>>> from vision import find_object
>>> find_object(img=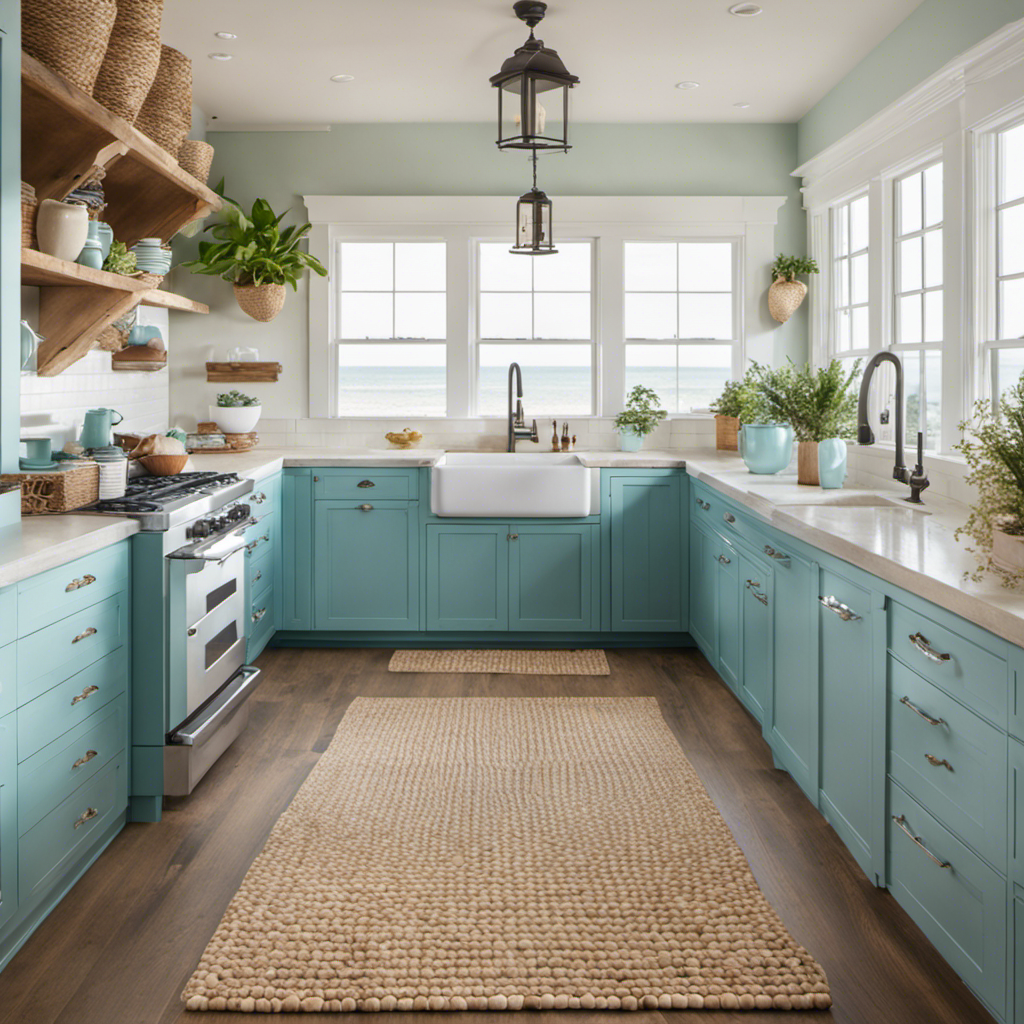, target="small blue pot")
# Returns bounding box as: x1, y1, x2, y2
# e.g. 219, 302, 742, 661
738, 423, 794, 474
618, 426, 643, 452
817, 437, 848, 489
